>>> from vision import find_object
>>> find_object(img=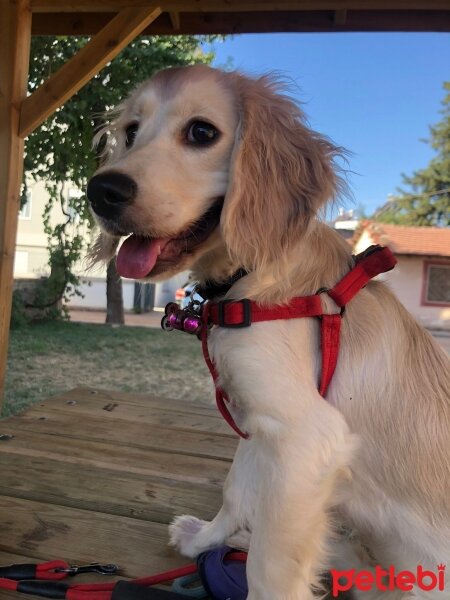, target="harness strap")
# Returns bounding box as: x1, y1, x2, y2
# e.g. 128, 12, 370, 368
319, 314, 342, 397
201, 245, 397, 439
327, 245, 397, 307
209, 294, 324, 326
201, 303, 249, 439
